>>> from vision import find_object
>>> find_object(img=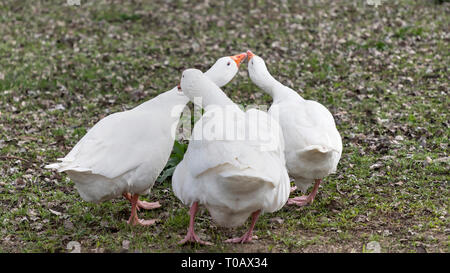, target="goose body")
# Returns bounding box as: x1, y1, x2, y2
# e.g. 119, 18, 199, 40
270, 92, 342, 192
45, 54, 247, 224
174, 68, 290, 244
173, 106, 289, 227
46, 89, 187, 202
247, 51, 342, 205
